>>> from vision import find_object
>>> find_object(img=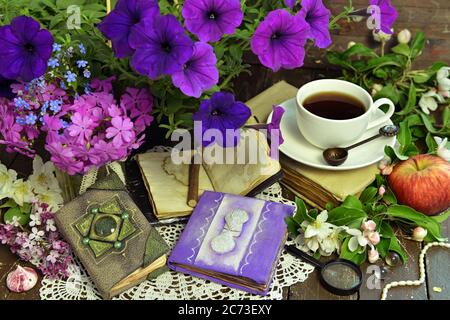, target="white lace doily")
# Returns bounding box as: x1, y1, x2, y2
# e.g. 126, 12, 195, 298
39, 147, 315, 300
